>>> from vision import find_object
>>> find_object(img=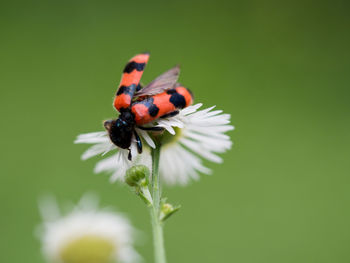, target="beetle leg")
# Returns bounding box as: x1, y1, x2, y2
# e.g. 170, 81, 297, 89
128, 149, 132, 161
160, 110, 179, 118
137, 126, 165, 132
134, 130, 143, 154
